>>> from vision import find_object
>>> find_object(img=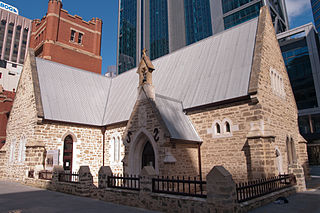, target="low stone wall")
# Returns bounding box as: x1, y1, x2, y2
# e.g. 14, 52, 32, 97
239, 187, 296, 212
21, 165, 297, 213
